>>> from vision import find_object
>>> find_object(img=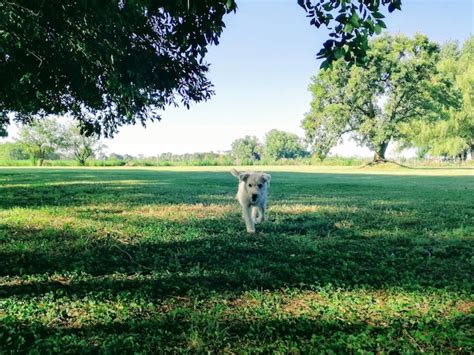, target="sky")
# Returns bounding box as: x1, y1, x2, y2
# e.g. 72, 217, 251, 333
3, 0, 474, 157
